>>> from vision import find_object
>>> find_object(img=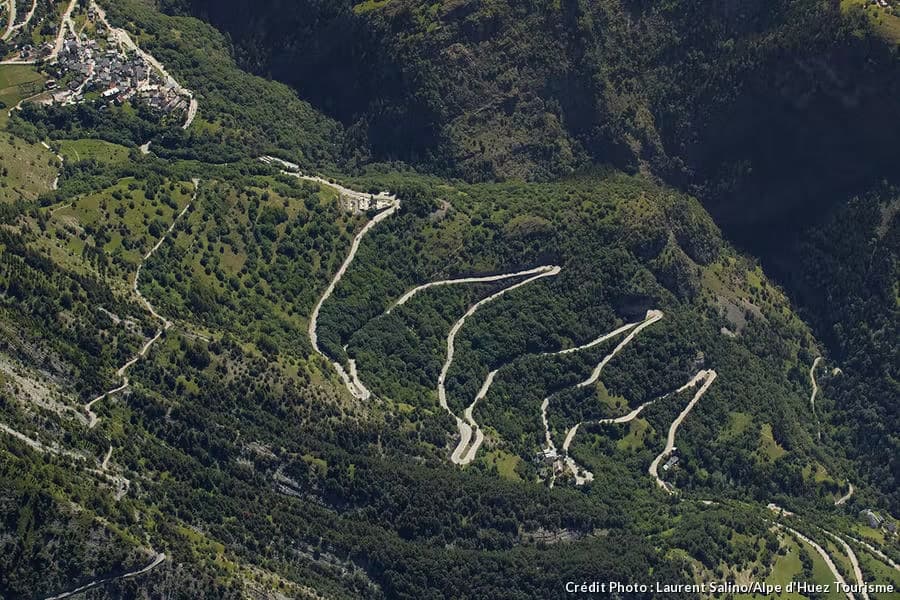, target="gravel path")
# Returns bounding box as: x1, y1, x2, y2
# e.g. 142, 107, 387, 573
0, 422, 84, 460
101, 445, 113, 470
